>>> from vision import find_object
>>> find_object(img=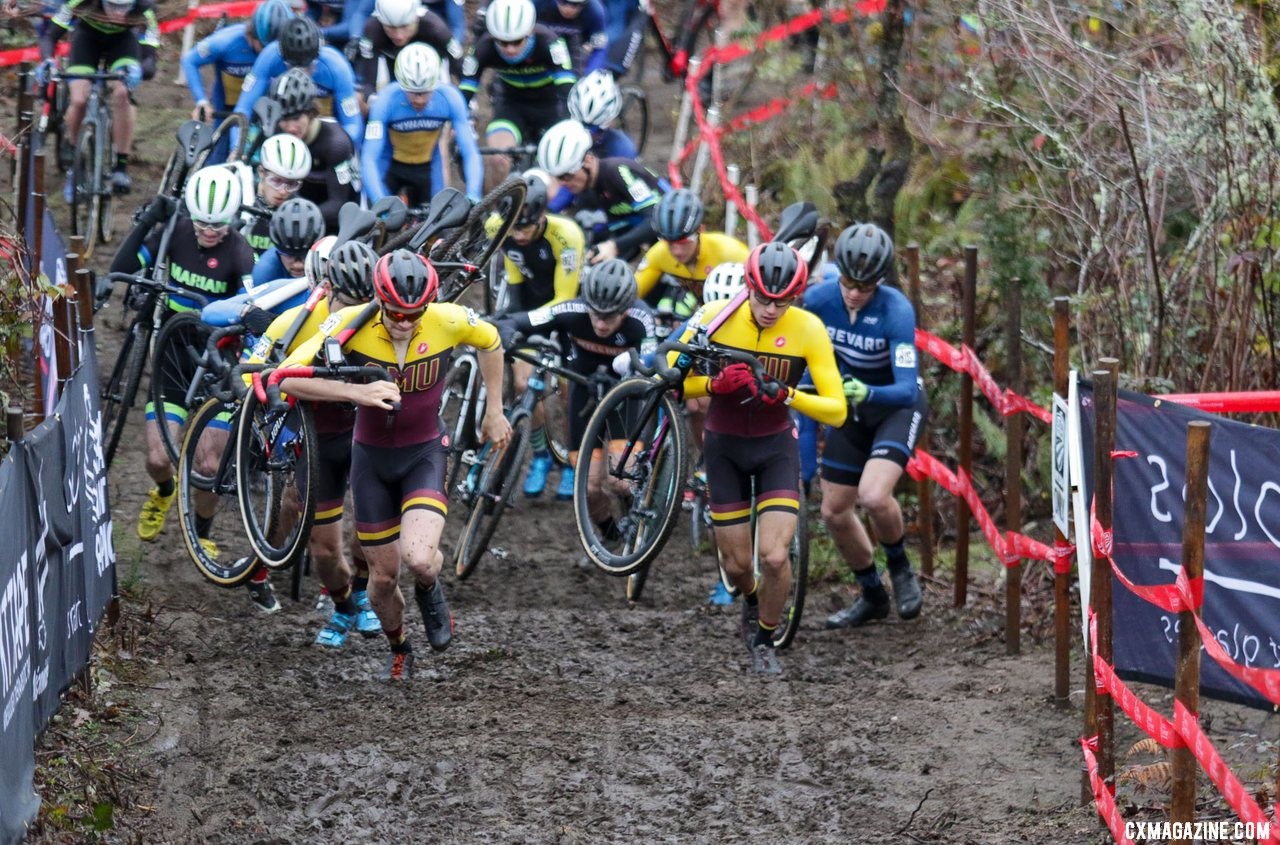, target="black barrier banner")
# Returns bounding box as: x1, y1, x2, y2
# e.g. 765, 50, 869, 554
65, 343, 116, 635
1080, 386, 1280, 709
0, 447, 40, 844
